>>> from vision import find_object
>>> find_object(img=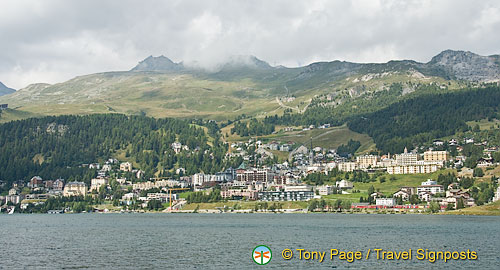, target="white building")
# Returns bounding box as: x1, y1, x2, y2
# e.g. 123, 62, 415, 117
356, 155, 380, 169
146, 193, 178, 203
90, 178, 108, 191
421, 179, 437, 186
284, 185, 312, 192
393, 190, 411, 201
376, 198, 396, 207
493, 186, 500, 202
335, 180, 353, 189
387, 164, 439, 175
338, 162, 358, 172
395, 147, 418, 165
101, 164, 112, 172
192, 173, 216, 186
120, 162, 132, 172
317, 185, 334, 196
417, 180, 444, 195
